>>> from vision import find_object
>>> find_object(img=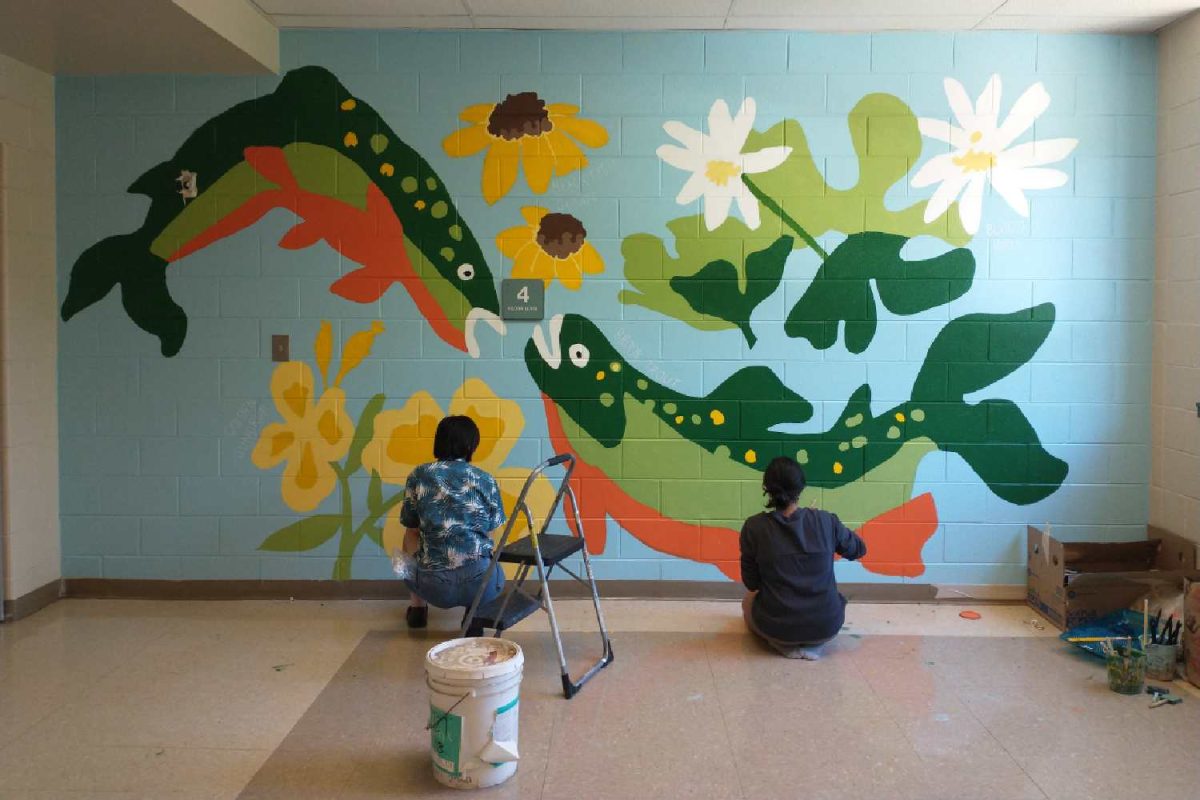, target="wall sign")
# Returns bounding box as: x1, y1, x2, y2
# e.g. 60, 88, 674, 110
501, 278, 544, 320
